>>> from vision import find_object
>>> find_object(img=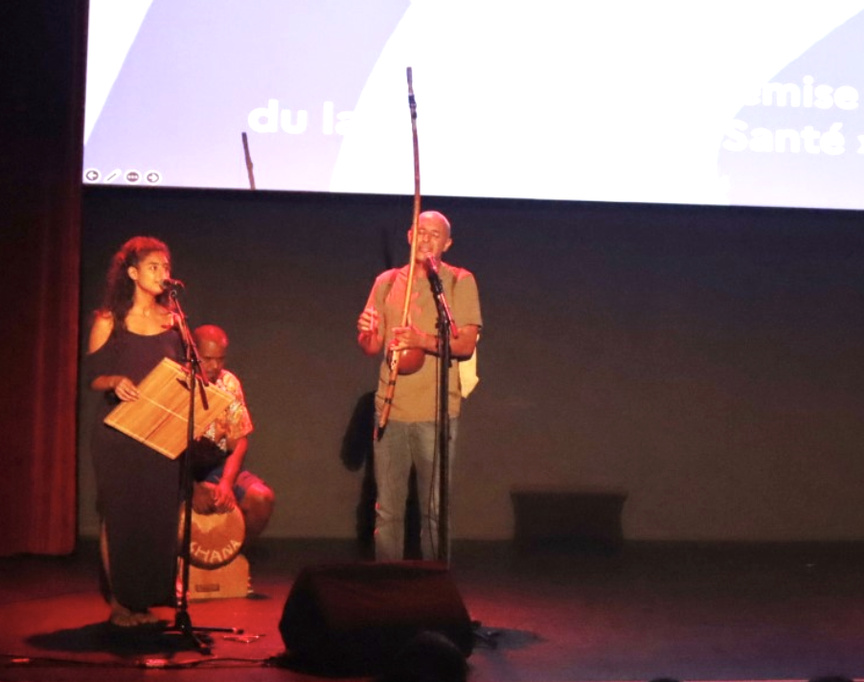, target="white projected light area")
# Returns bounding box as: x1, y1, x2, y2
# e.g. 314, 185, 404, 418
82, 1, 864, 210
